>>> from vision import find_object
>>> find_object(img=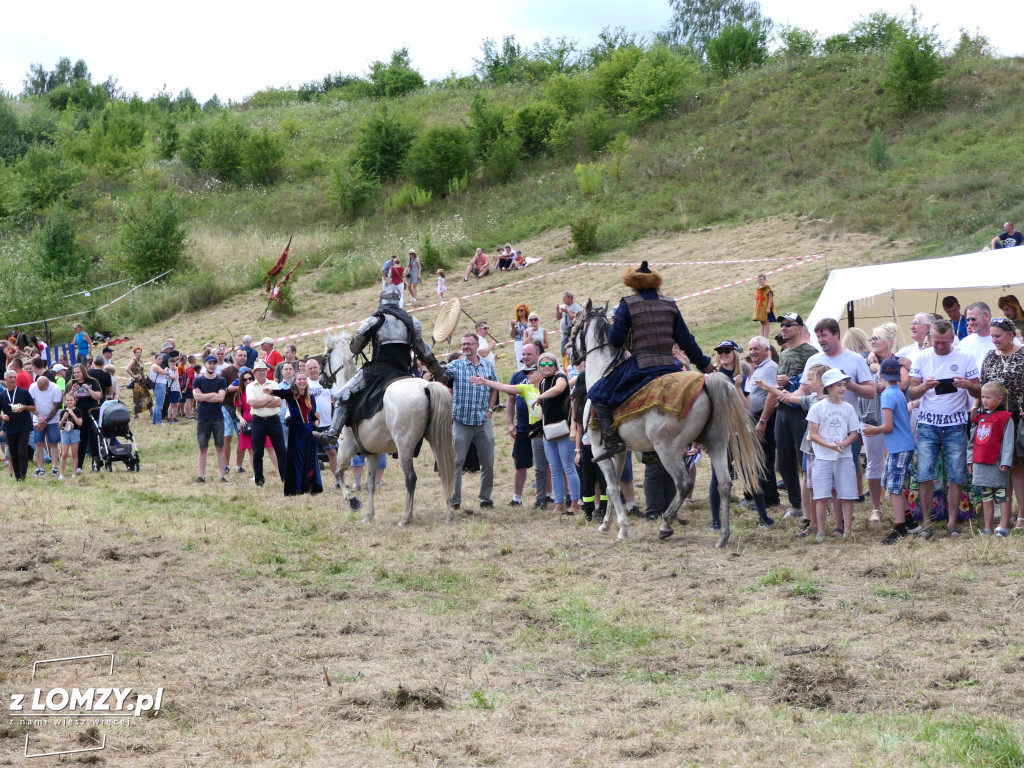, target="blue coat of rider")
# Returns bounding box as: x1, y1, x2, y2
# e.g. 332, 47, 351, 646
320, 286, 446, 439
587, 261, 712, 460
